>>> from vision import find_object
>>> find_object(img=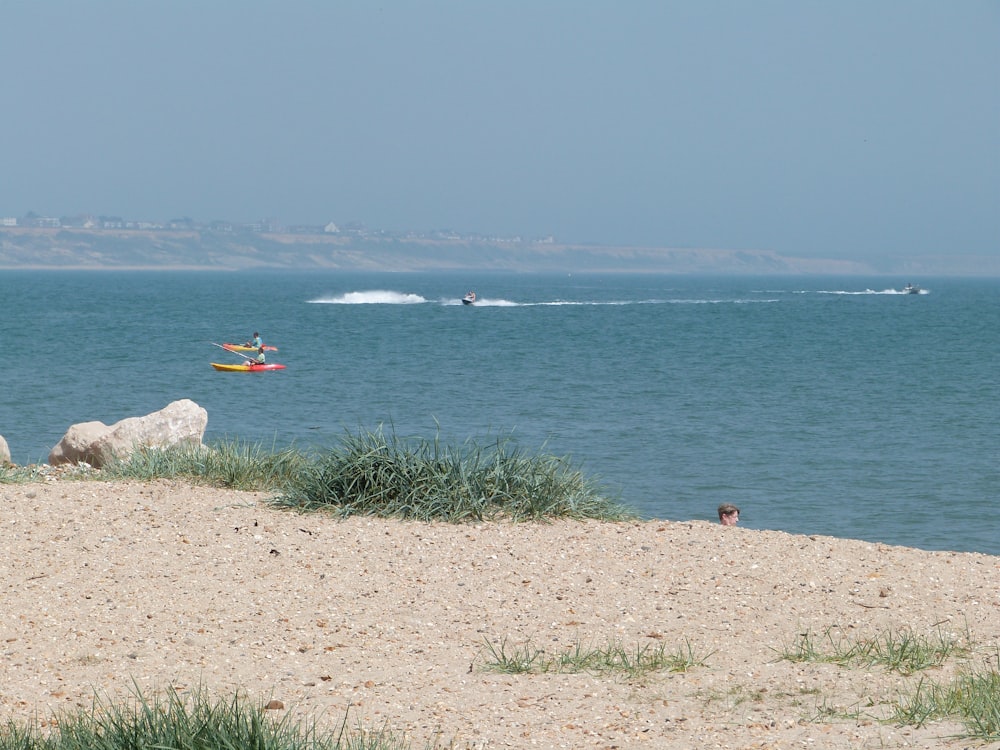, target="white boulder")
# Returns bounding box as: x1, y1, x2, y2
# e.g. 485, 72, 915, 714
48, 399, 208, 468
